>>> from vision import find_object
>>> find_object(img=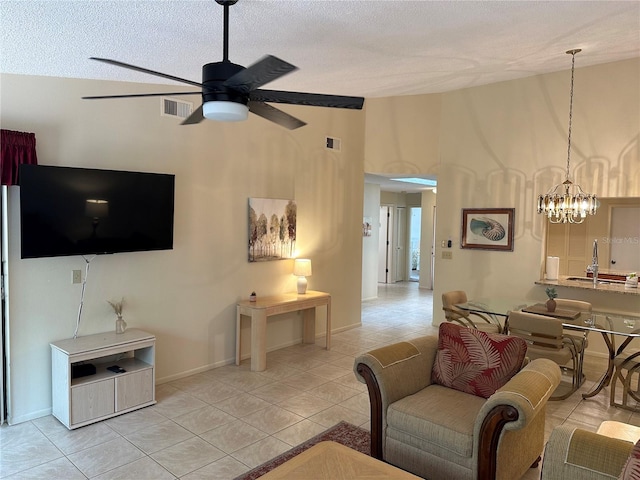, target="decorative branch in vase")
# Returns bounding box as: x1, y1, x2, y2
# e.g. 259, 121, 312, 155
108, 297, 127, 333
545, 287, 558, 313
